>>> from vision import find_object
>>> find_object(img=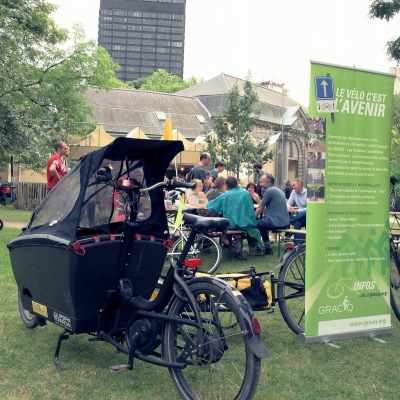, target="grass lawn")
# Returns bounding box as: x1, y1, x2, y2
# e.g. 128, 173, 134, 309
1, 216, 400, 399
